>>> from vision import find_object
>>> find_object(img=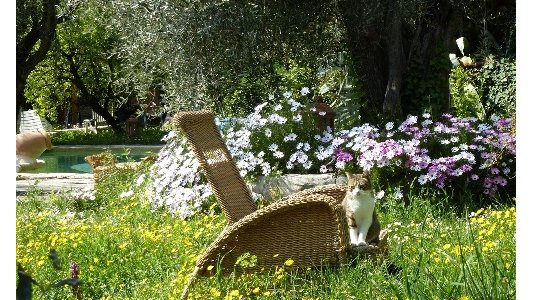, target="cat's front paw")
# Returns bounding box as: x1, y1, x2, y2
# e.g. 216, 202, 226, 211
355, 241, 368, 247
